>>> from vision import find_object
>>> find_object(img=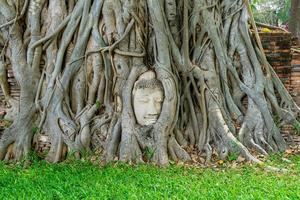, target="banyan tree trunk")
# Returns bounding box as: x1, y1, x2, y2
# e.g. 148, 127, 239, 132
0, 0, 299, 166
